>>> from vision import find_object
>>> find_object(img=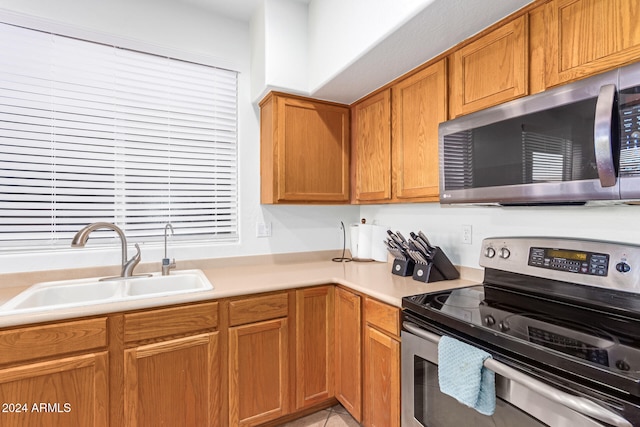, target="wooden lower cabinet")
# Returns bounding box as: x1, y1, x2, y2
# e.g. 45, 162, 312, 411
334, 287, 362, 422
295, 286, 334, 409
363, 296, 401, 427
0, 285, 404, 427
228, 318, 289, 427
124, 333, 219, 427
363, 326, 400, 427
0, 352, 109, 427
